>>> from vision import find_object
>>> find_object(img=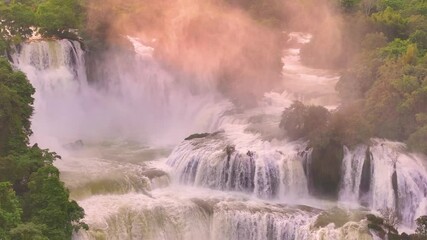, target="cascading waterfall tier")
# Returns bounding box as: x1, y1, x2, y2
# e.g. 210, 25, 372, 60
74, 189, 373, 240
167, 132, 309, 199
339, 140, 427, 226
169, 131, 427, 228
11, 39, 86, 75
